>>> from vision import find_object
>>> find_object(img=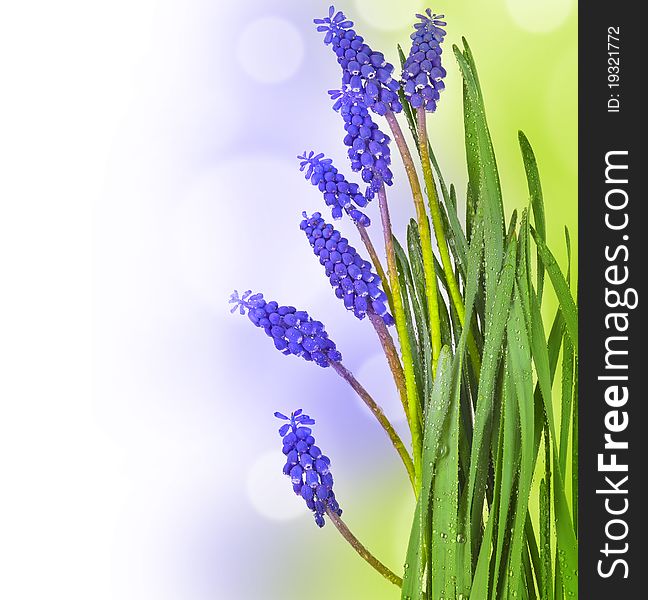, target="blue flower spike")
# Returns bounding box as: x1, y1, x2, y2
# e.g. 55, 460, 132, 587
275, 409, 342, 527
230, 291, 342, 367
330, 89, 393, 199
300, 212, 394, 325
298, 151, 371, 226
402, 9, 447, 112
314, 6, 402, 116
